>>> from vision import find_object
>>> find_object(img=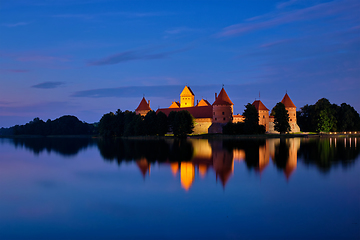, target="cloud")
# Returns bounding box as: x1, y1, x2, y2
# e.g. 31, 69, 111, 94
31, 82, 64, 89
87, 47, 190, 66
52, 11, 172, 20
17, 55, 70, 62
71, 85, 182, 98
165, 27, 197, 35
217, 0, 360, 37
277, 0, 299, 9
2, 22, 30, 27
0, 69, 30, 73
